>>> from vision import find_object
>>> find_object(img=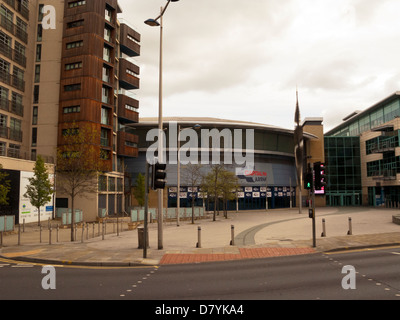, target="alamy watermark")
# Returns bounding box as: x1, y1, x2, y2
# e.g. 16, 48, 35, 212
41, 5, 56, 30
146, 121, 255, 169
